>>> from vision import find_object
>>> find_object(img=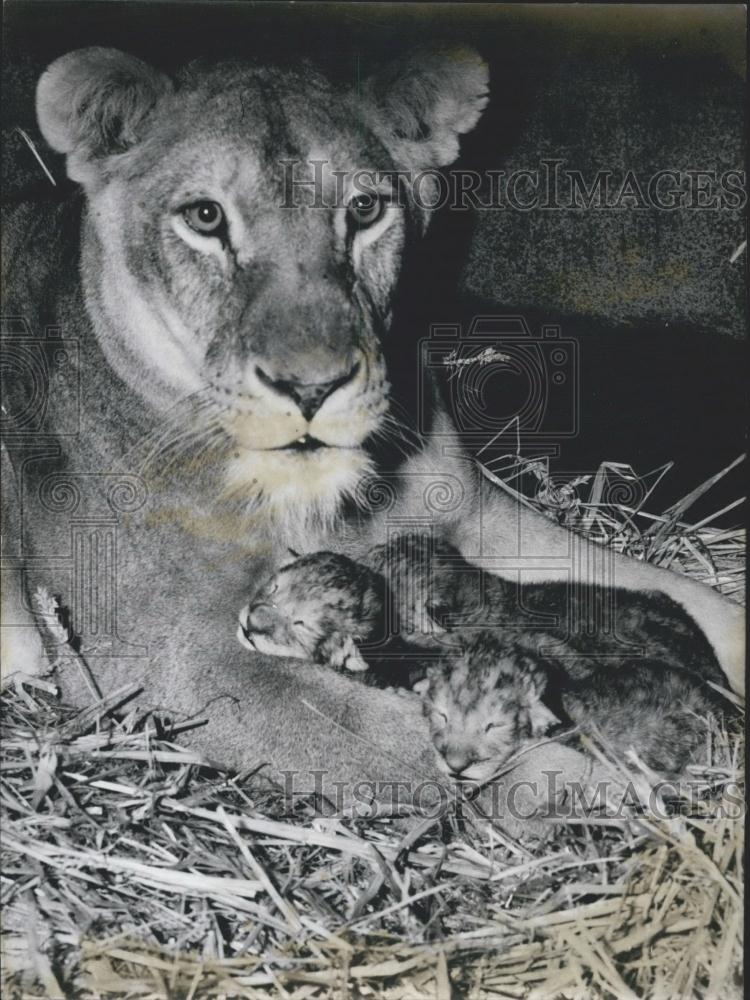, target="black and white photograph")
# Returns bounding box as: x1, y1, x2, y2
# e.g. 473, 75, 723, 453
1, 2, 746, 997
